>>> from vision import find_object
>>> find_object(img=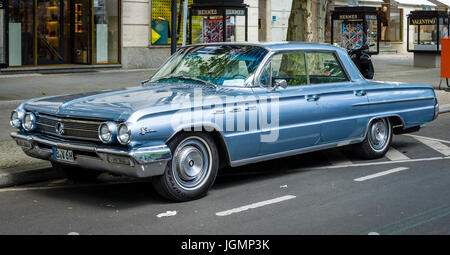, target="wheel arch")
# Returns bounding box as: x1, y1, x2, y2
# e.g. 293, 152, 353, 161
166, 125, 231, 169
364, 115, 405, 138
